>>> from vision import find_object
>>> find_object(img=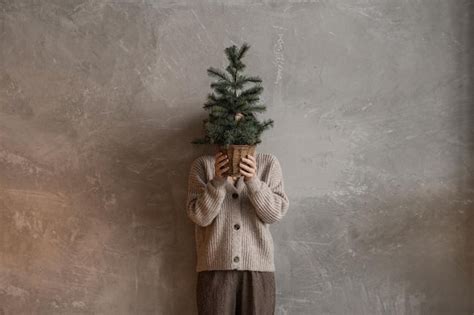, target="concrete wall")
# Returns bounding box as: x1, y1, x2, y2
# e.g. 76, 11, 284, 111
0, 0, 472, 314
